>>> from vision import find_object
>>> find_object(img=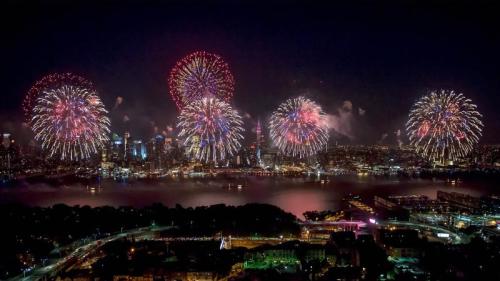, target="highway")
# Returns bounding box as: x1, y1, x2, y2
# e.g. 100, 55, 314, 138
9, 227, 321, 281
8, 218, 467, 281
8, 226, 171, 281
379, 220, 467, 244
